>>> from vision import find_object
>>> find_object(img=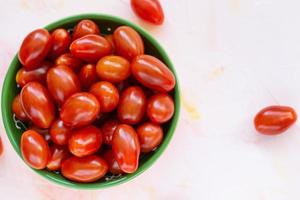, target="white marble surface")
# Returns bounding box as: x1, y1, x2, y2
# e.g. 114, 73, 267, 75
1, 0, 300, 199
